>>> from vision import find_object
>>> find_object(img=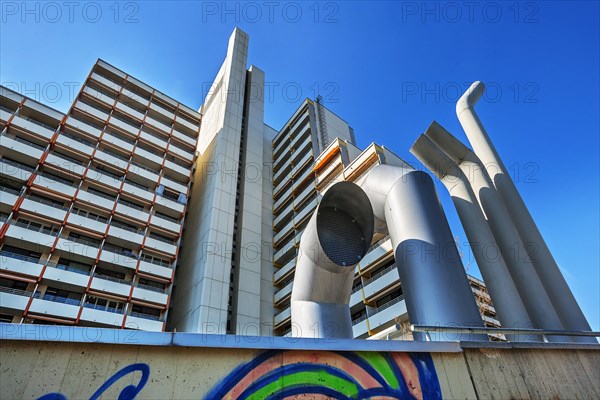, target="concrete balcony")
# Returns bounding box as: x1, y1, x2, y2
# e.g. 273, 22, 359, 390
289, 123, 310, 150
121, 88, 148, 108
154, 195, 185, 215
94, 150, 129, 171
273, 241, 296, 266
352, 317, 369, 338
367, 297, 407, 332
273, 206, 293, 230
273, 176, 291, 198
274, 307, 291, 327
29, 296, 81, 320
350, 287, 363, 308
273, 137, 288, 161
144, 237, 177, 256
362, 265, 399, 300
10, 115, 55, 141
145, 116, 171, 135
274, 145, 291, 168
128, 164, 160, 186
293, 183, 316, 209
4, 224, 57, 249
134, 147, 163, 166
21, 198, 67, 222
67, 213, 107, 235
33, 175, 77, 198
125, 314, 163, 331
98, 248, 138, 271
292, 166, 315, 192
79, 306, 124, 327
0, 188, 18, 207
273, 163, 291, 186
1, 135, 44, 161
76, 190, 115, 211
0, 109, 13, 123
0, 158, 33, 182
54, 238, 100, 262
273, 219, 294, 247
137, 259, 172, 280
150, 102, 175, 122
132, 286, 168, 305
83, 86, 115, 107
293, 198, 317, 226
115, 202, 149, 223
122, 182, 154, 203
87, 169, 122, 190
273, 184, 293, 211
56, 134, 94, 156
45, 154, 86, 176
89, 72, 122, 93
107, 225, 144, 246
291, 151, 313, 178
274, 281, 292, 306
42, 265, 91, 288
291, 135, 312, 166
175, 117, 197, 135
102, 132, 134, 153
359, 239, 393, 272
0, 252, 44, 278
149, 215, 180, 234
75, 100, 109, 122
161, 176, 187, 195
0, 287, 30, 311
163, 159, 189, 180
116, 101, 145, 121
109, 117, 140, 137
140, 130, 168, 149
90, 275, 132, 298
273, 259, 295, 285
65, 116, 102, 139
172, 129, 196, 147
168, 144, 194, 162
